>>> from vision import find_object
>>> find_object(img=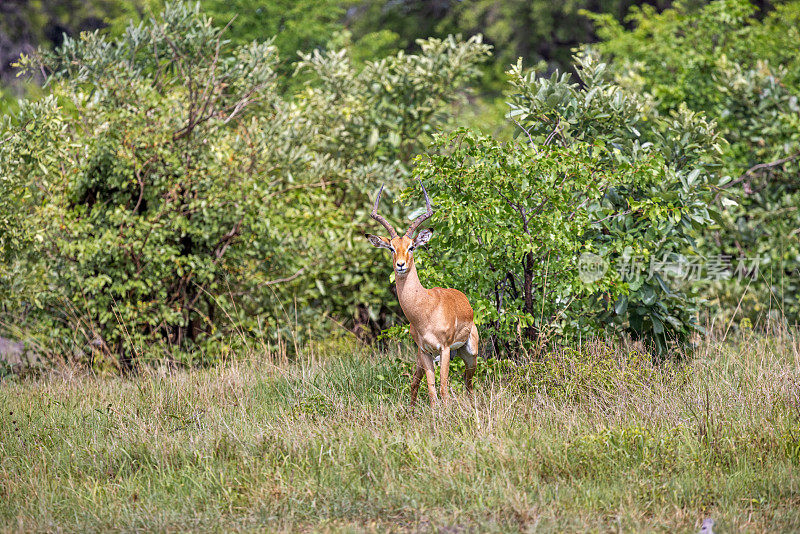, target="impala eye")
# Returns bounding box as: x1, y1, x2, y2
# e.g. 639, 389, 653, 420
408, 245, 416, 252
